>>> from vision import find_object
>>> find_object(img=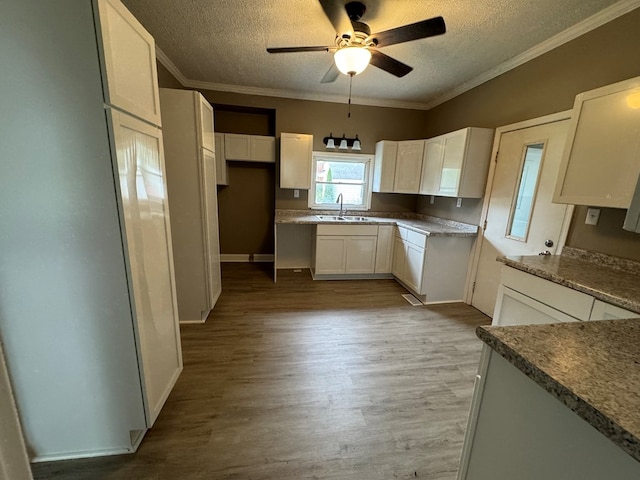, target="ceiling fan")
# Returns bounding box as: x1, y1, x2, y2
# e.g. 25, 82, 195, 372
266, 0, 446, 83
